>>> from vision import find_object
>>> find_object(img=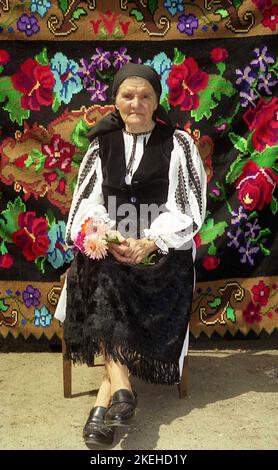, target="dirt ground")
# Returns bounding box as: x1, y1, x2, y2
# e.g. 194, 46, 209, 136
1, 337, 277, 450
